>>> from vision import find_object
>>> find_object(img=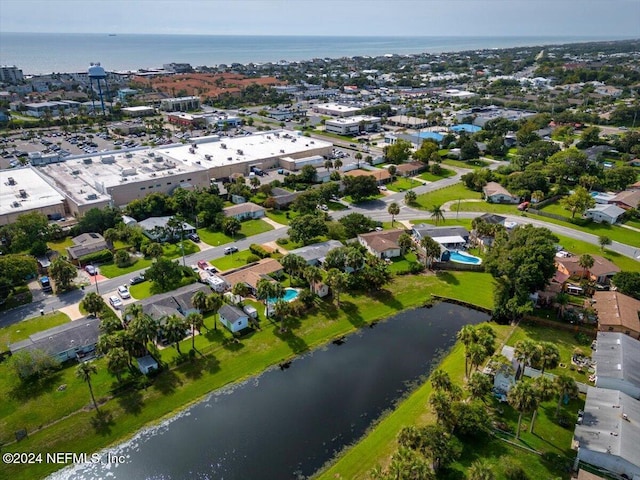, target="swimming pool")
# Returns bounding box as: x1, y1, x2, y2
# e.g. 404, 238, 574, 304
448, 250, 482, 265
268, 288, 300, 303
